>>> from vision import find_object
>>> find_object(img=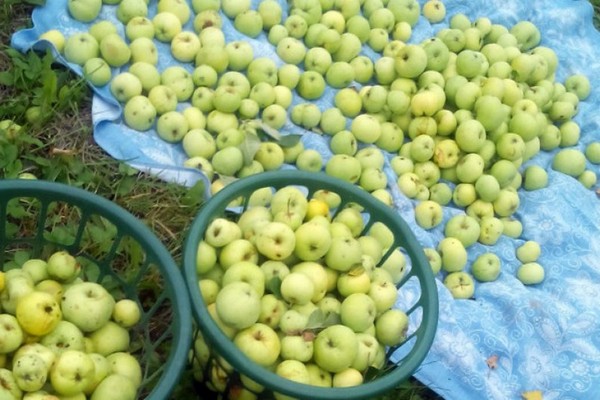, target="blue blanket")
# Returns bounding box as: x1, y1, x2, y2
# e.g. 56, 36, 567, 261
11, 0, 600, 398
